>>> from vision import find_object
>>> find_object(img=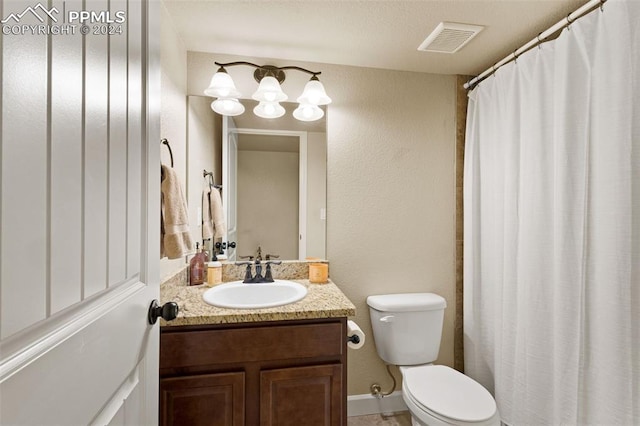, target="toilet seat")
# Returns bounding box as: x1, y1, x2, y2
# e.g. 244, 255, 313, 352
401, 365, 498, 425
